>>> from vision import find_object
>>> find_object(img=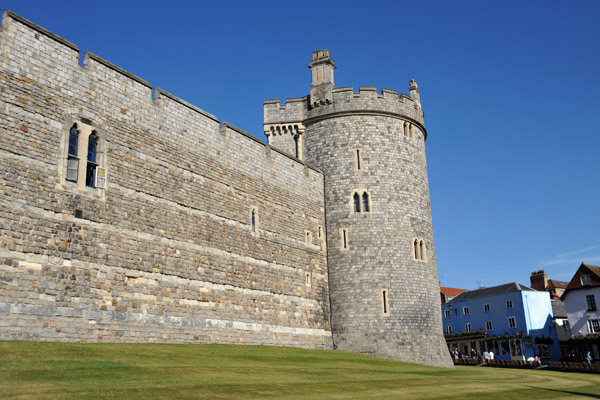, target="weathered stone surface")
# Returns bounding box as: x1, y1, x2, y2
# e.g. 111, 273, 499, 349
0, 11, 330, 350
